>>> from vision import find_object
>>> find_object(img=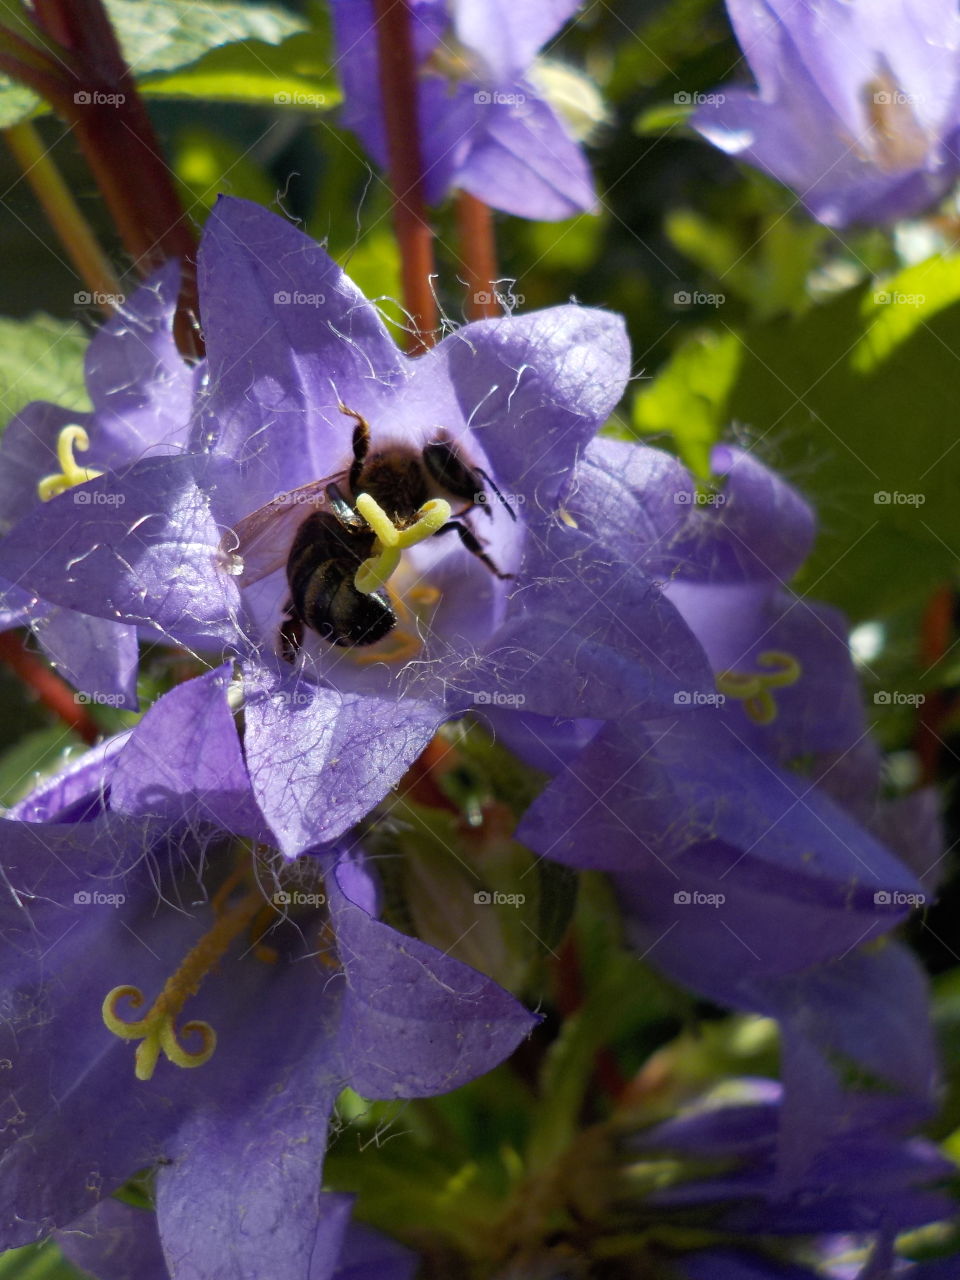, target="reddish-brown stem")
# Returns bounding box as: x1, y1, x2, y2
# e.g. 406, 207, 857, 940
456, 191, 501, 321
0, 632, 98, 745
915, 584, 954, 783
30, 0, 202, 356
371, 0, 438, 353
